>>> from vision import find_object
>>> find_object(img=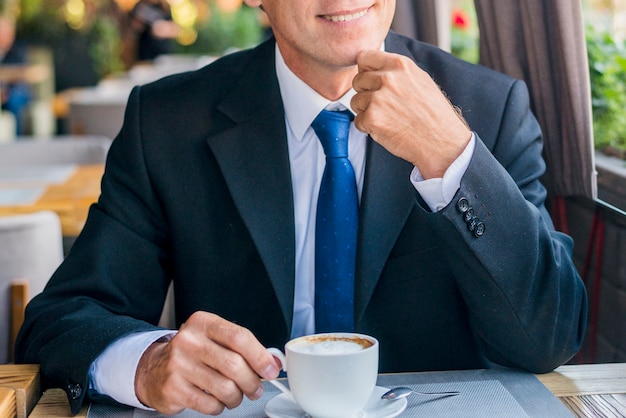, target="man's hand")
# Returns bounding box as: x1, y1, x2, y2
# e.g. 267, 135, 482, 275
351, 50, 472, 179
135, 311, 280, 415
